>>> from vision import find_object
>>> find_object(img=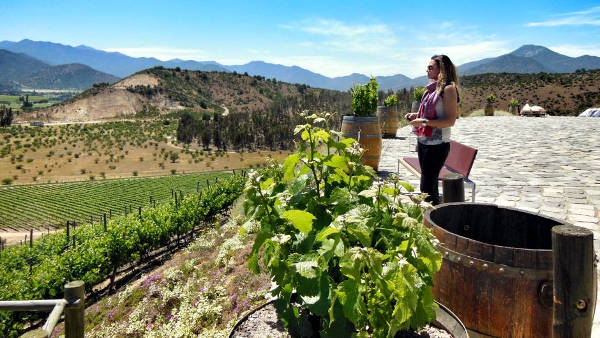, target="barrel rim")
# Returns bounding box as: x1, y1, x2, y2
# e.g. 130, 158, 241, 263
342, 115, 379, 122
424, 202, 560, 255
